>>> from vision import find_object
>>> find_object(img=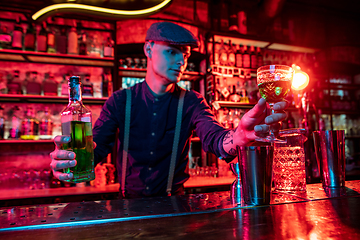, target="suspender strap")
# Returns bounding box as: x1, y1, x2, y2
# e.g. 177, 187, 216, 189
166, 90, 185, 196
121, 88, 131, 198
